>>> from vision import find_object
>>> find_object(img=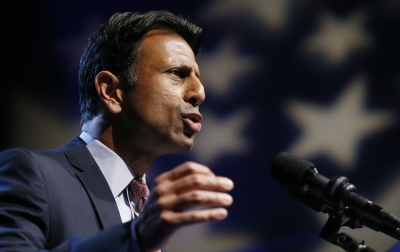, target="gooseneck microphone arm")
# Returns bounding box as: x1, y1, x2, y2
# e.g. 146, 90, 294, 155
270, 152, 400, 252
